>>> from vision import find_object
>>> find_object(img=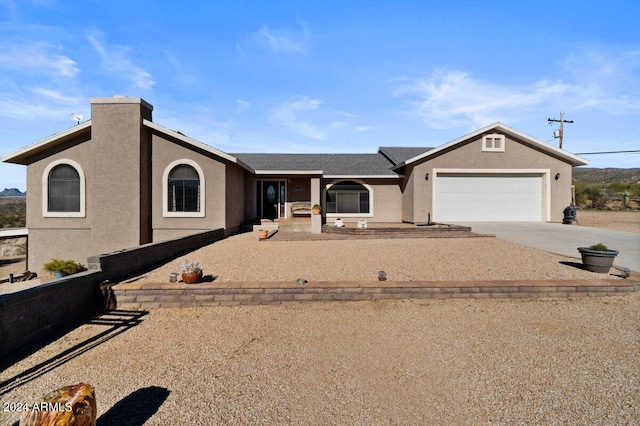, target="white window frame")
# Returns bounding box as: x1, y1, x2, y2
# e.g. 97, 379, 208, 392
324, 179, 374, 218
482, 133, 505, 152
163, 159, 206, 218
42, 159, 86, 218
